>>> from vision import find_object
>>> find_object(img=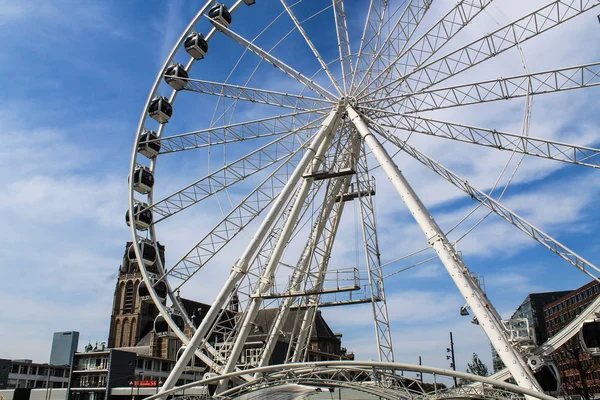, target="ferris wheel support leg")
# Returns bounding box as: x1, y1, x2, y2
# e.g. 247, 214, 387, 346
346, 106, 542, 394
257, 136, 360, 369
215, 112, 341, 392
156, 107, 340, 398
